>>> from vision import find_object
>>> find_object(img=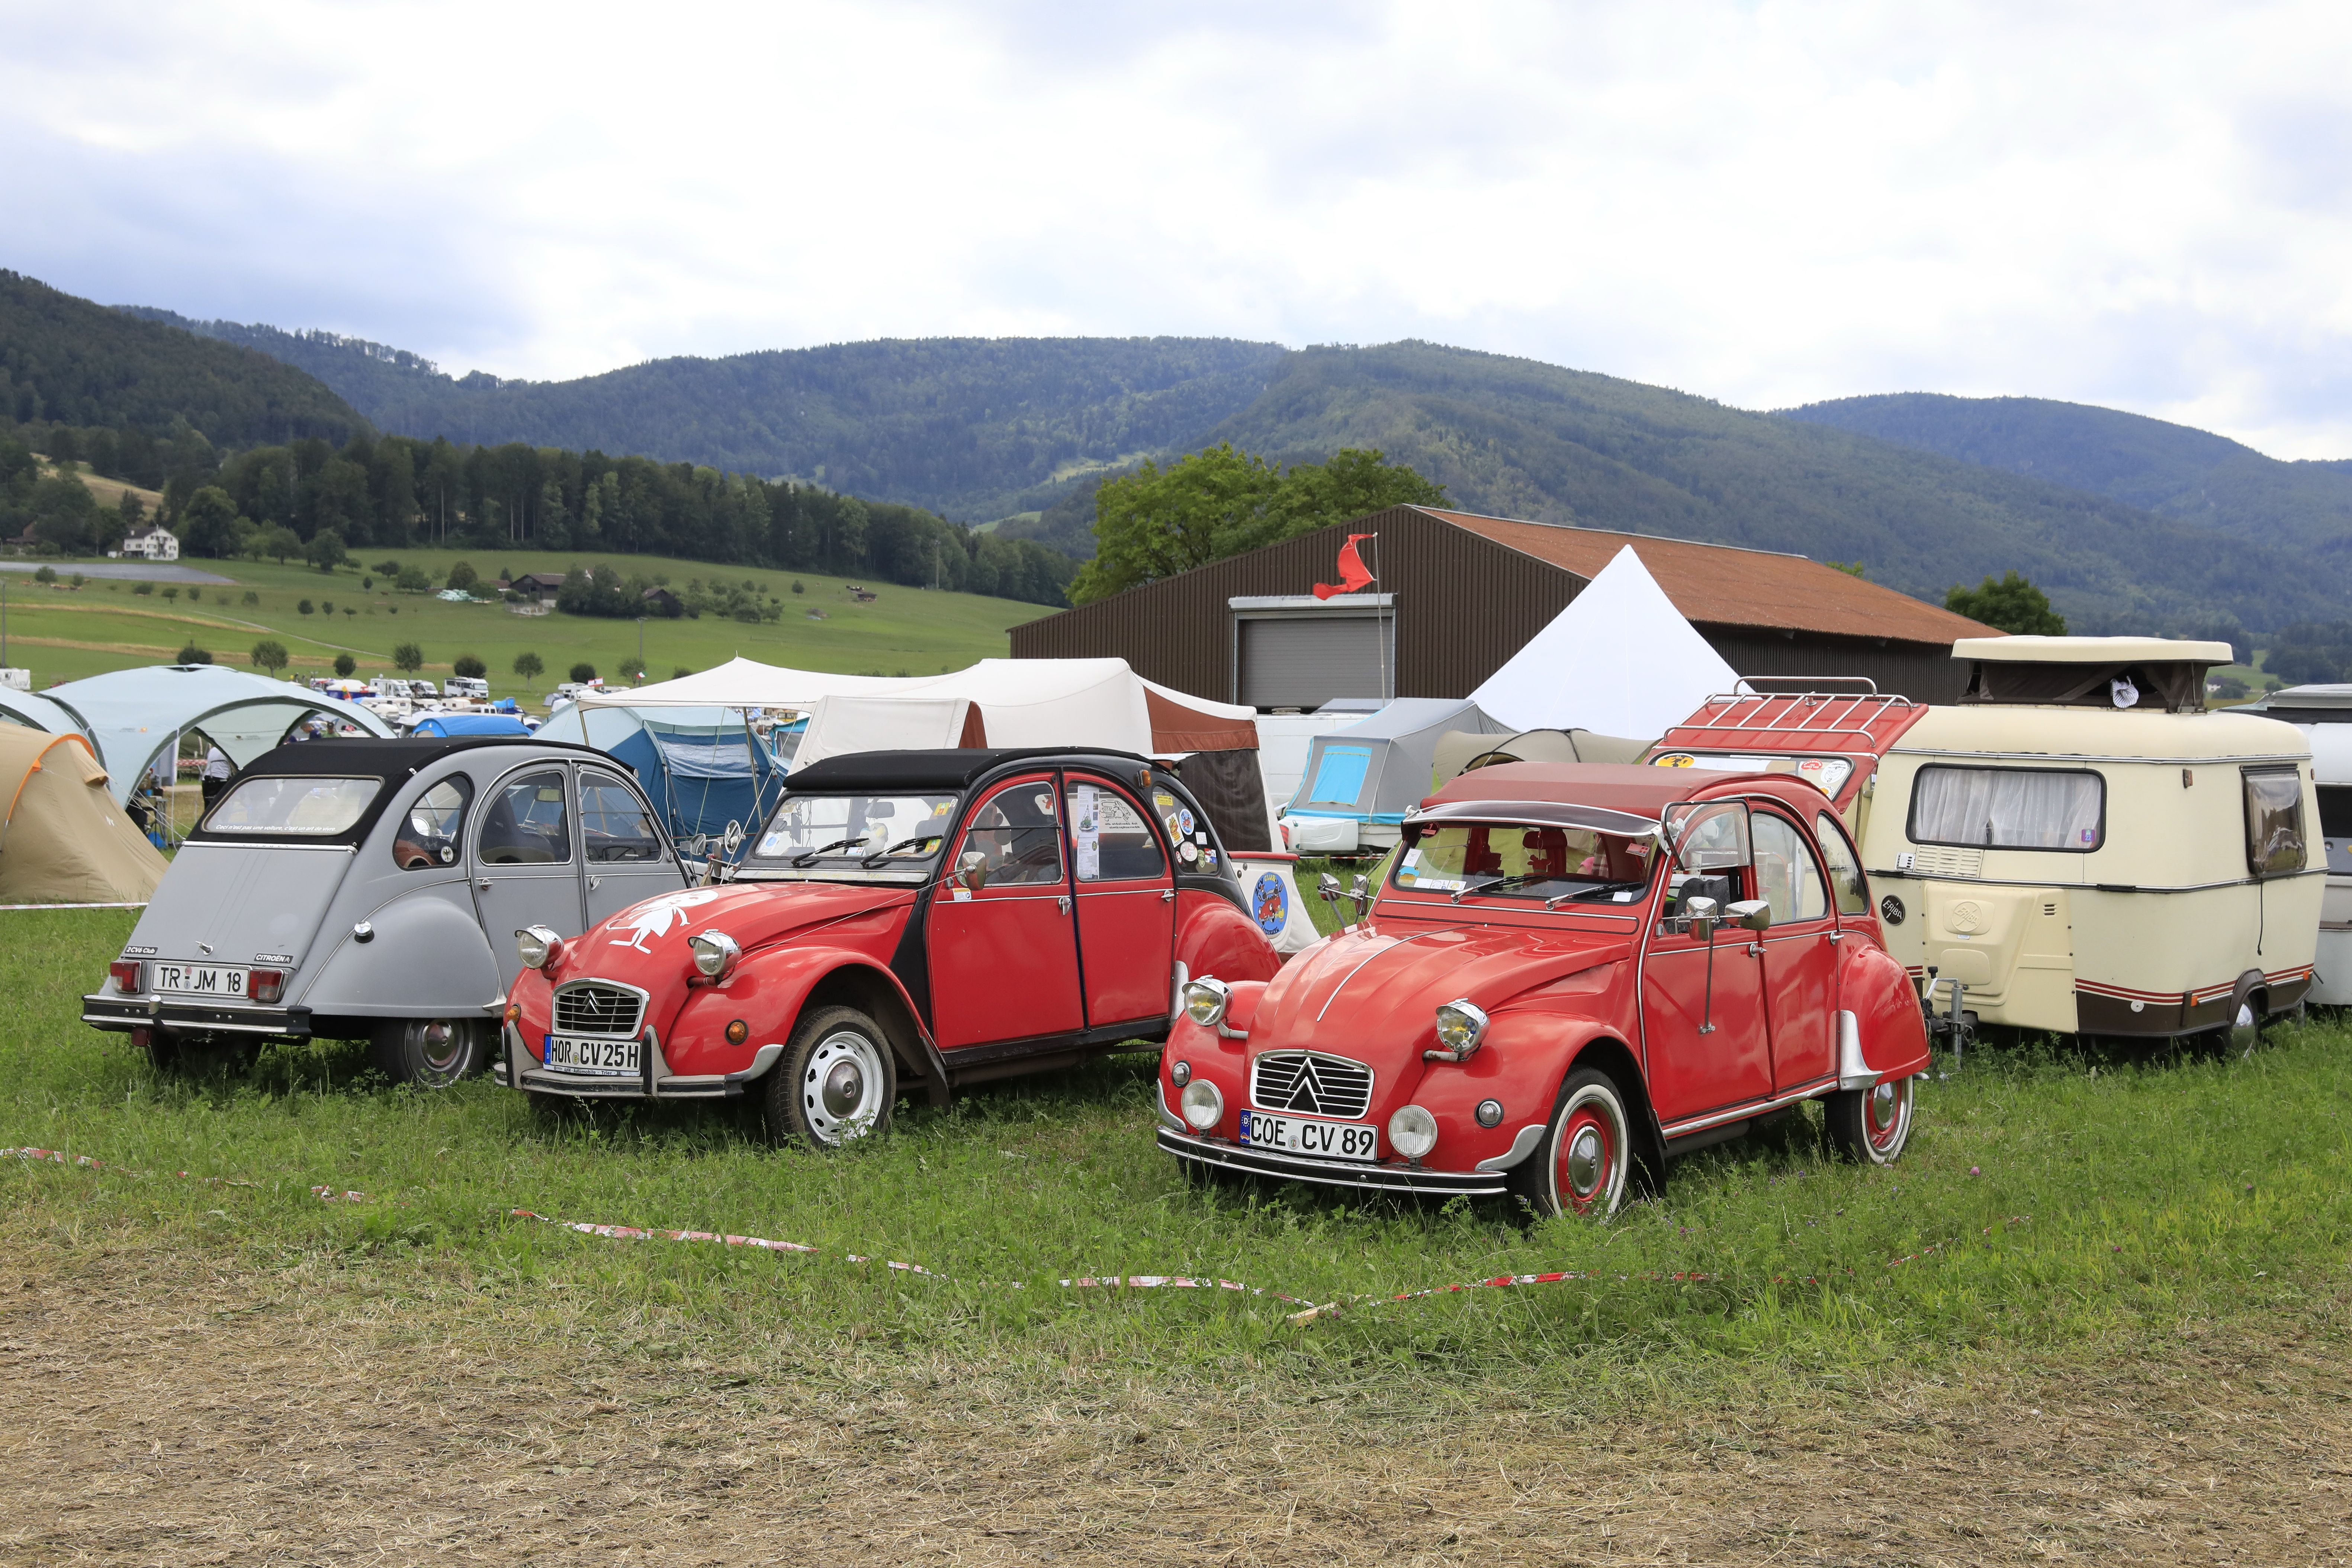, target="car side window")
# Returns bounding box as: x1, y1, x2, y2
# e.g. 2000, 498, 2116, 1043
1067, 781, 1166, 882
957, 781, 1064, 887
1752, 811, 1829, 924
479, 770, 572, 865
579, 771, 665, 863
1815, 811, 1870, 915
393, 777, 470, 871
